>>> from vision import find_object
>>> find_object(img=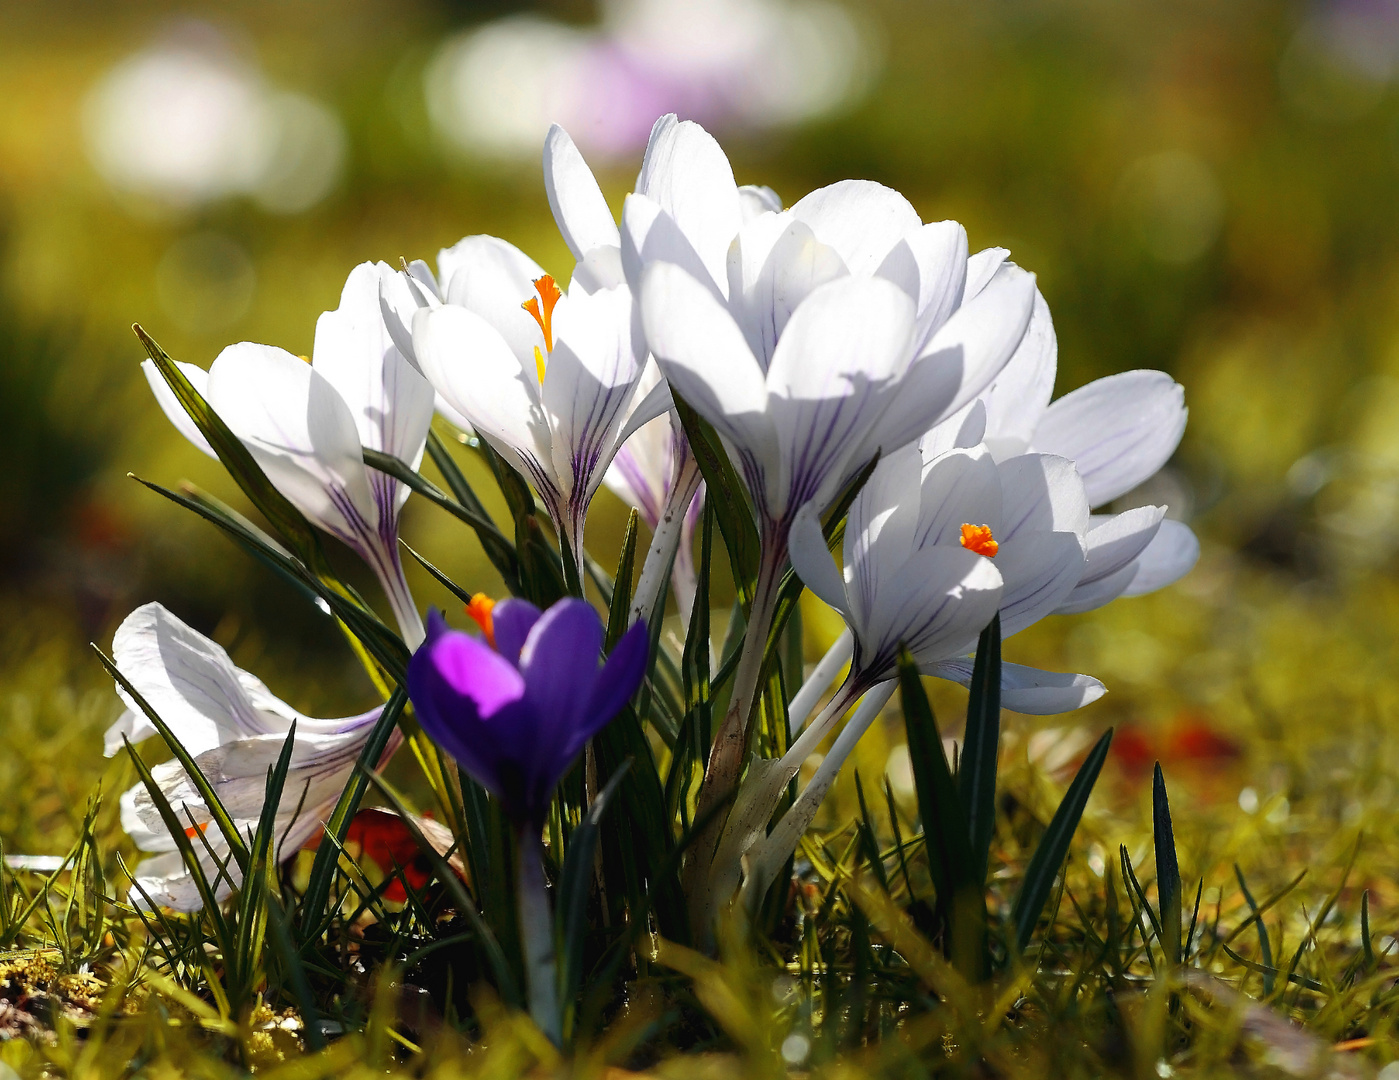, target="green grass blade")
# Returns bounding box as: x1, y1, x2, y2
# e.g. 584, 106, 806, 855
557, 760, 631, 1038
1153, 762, 1182, 965
1013, 727, 1113, 951
959, 614, 1001, 888
606, 510, 639, 650
896, 649, 974, 908
400, 540, 474, 606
